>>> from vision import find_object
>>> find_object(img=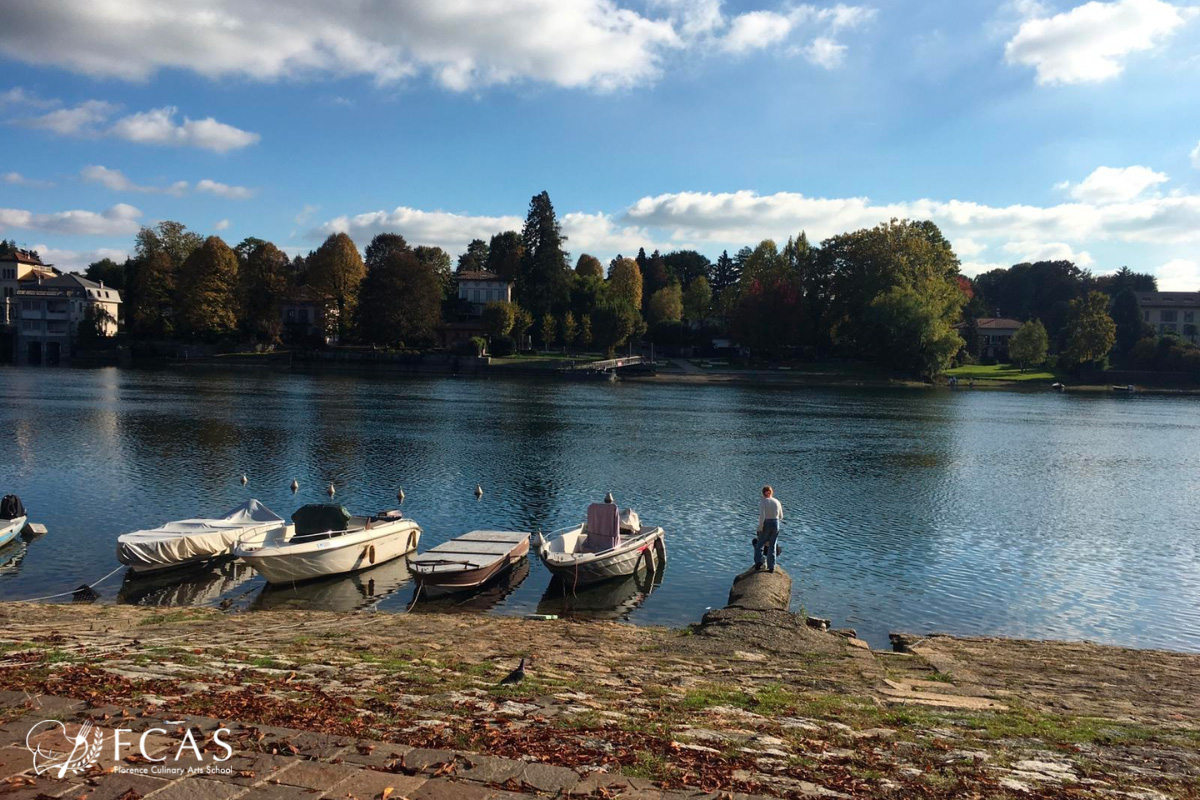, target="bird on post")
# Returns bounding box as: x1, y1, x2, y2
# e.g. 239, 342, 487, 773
499, 657, 526, 685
